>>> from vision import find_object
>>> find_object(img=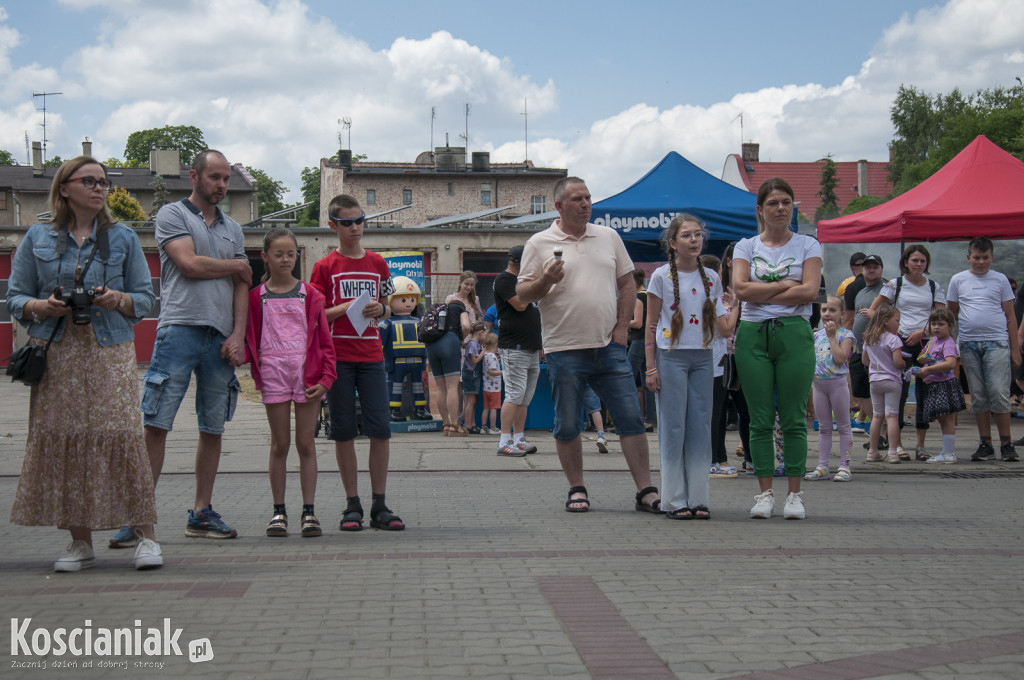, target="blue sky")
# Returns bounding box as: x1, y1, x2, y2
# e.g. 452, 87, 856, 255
1, 0, 1022, 203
